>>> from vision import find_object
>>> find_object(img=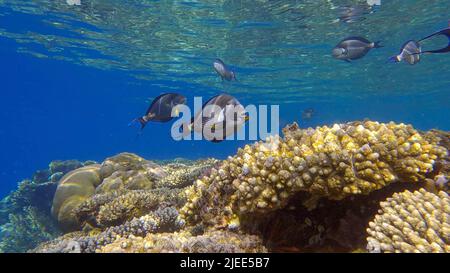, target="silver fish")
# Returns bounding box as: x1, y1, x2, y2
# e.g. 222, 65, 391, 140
185, 94, 248, 142
213, 59, 237, 81
389, 40, 421, 65
332, 37, 382, 61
